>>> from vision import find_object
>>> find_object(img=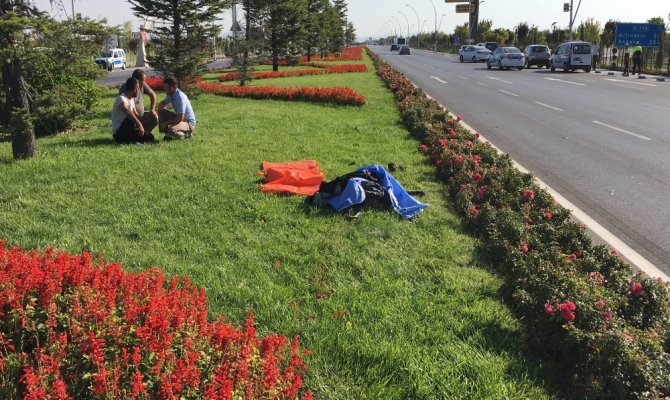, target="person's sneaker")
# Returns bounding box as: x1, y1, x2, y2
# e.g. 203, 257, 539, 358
173, 131, 185, 140
135, 142, 144, 146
